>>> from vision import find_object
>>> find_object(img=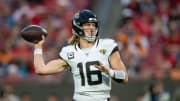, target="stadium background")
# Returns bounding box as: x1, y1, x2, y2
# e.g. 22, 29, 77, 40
0, 0, 179, 101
